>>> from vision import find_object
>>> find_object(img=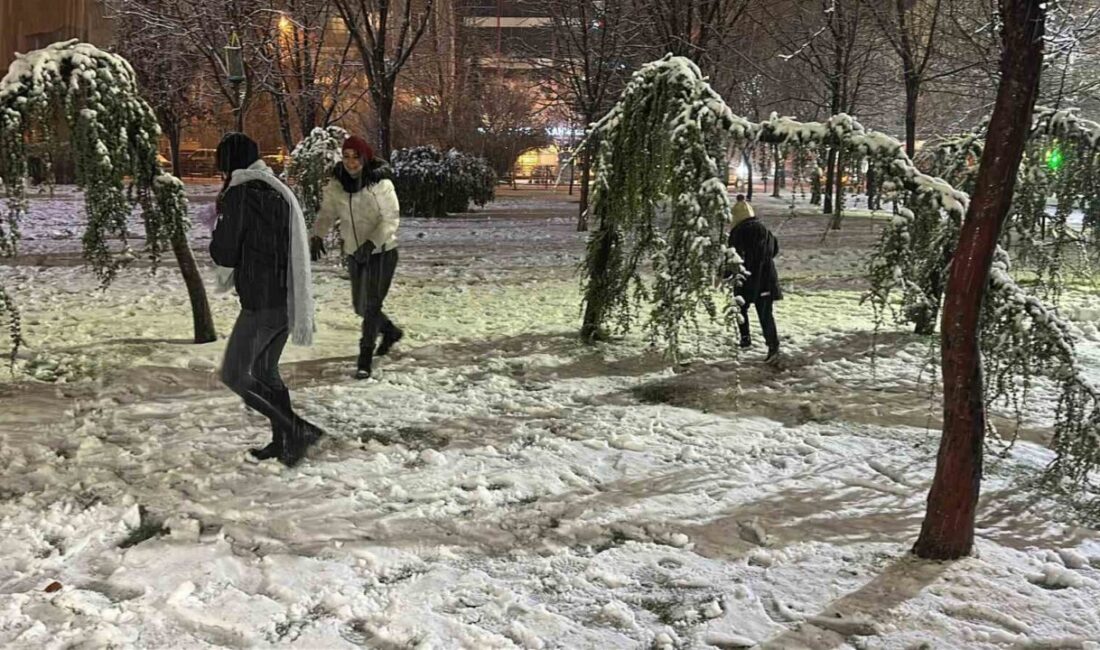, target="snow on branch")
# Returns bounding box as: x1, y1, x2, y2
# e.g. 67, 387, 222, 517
0, 40, 187, 283
582, 55, 740, 354
0, 40, 192, 360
